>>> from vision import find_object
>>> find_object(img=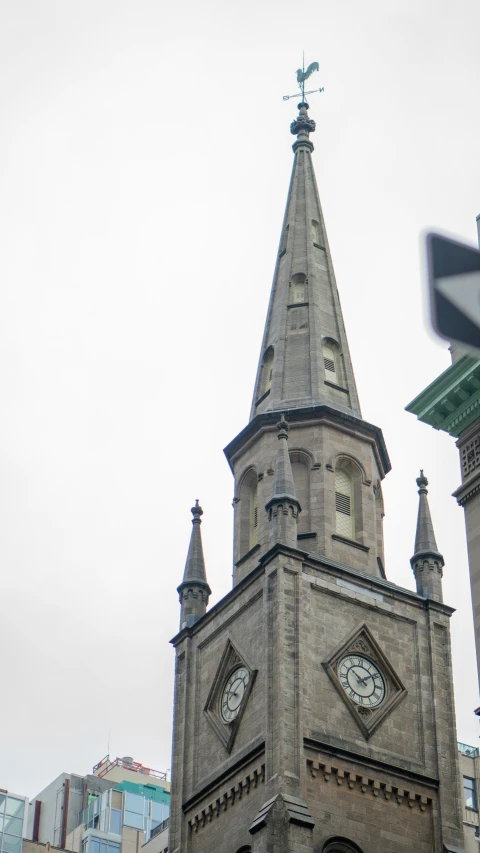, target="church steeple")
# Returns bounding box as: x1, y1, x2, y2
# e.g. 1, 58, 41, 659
250, 100, 361, 421
225, 96, 390, 585
170, 73, 466, 853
